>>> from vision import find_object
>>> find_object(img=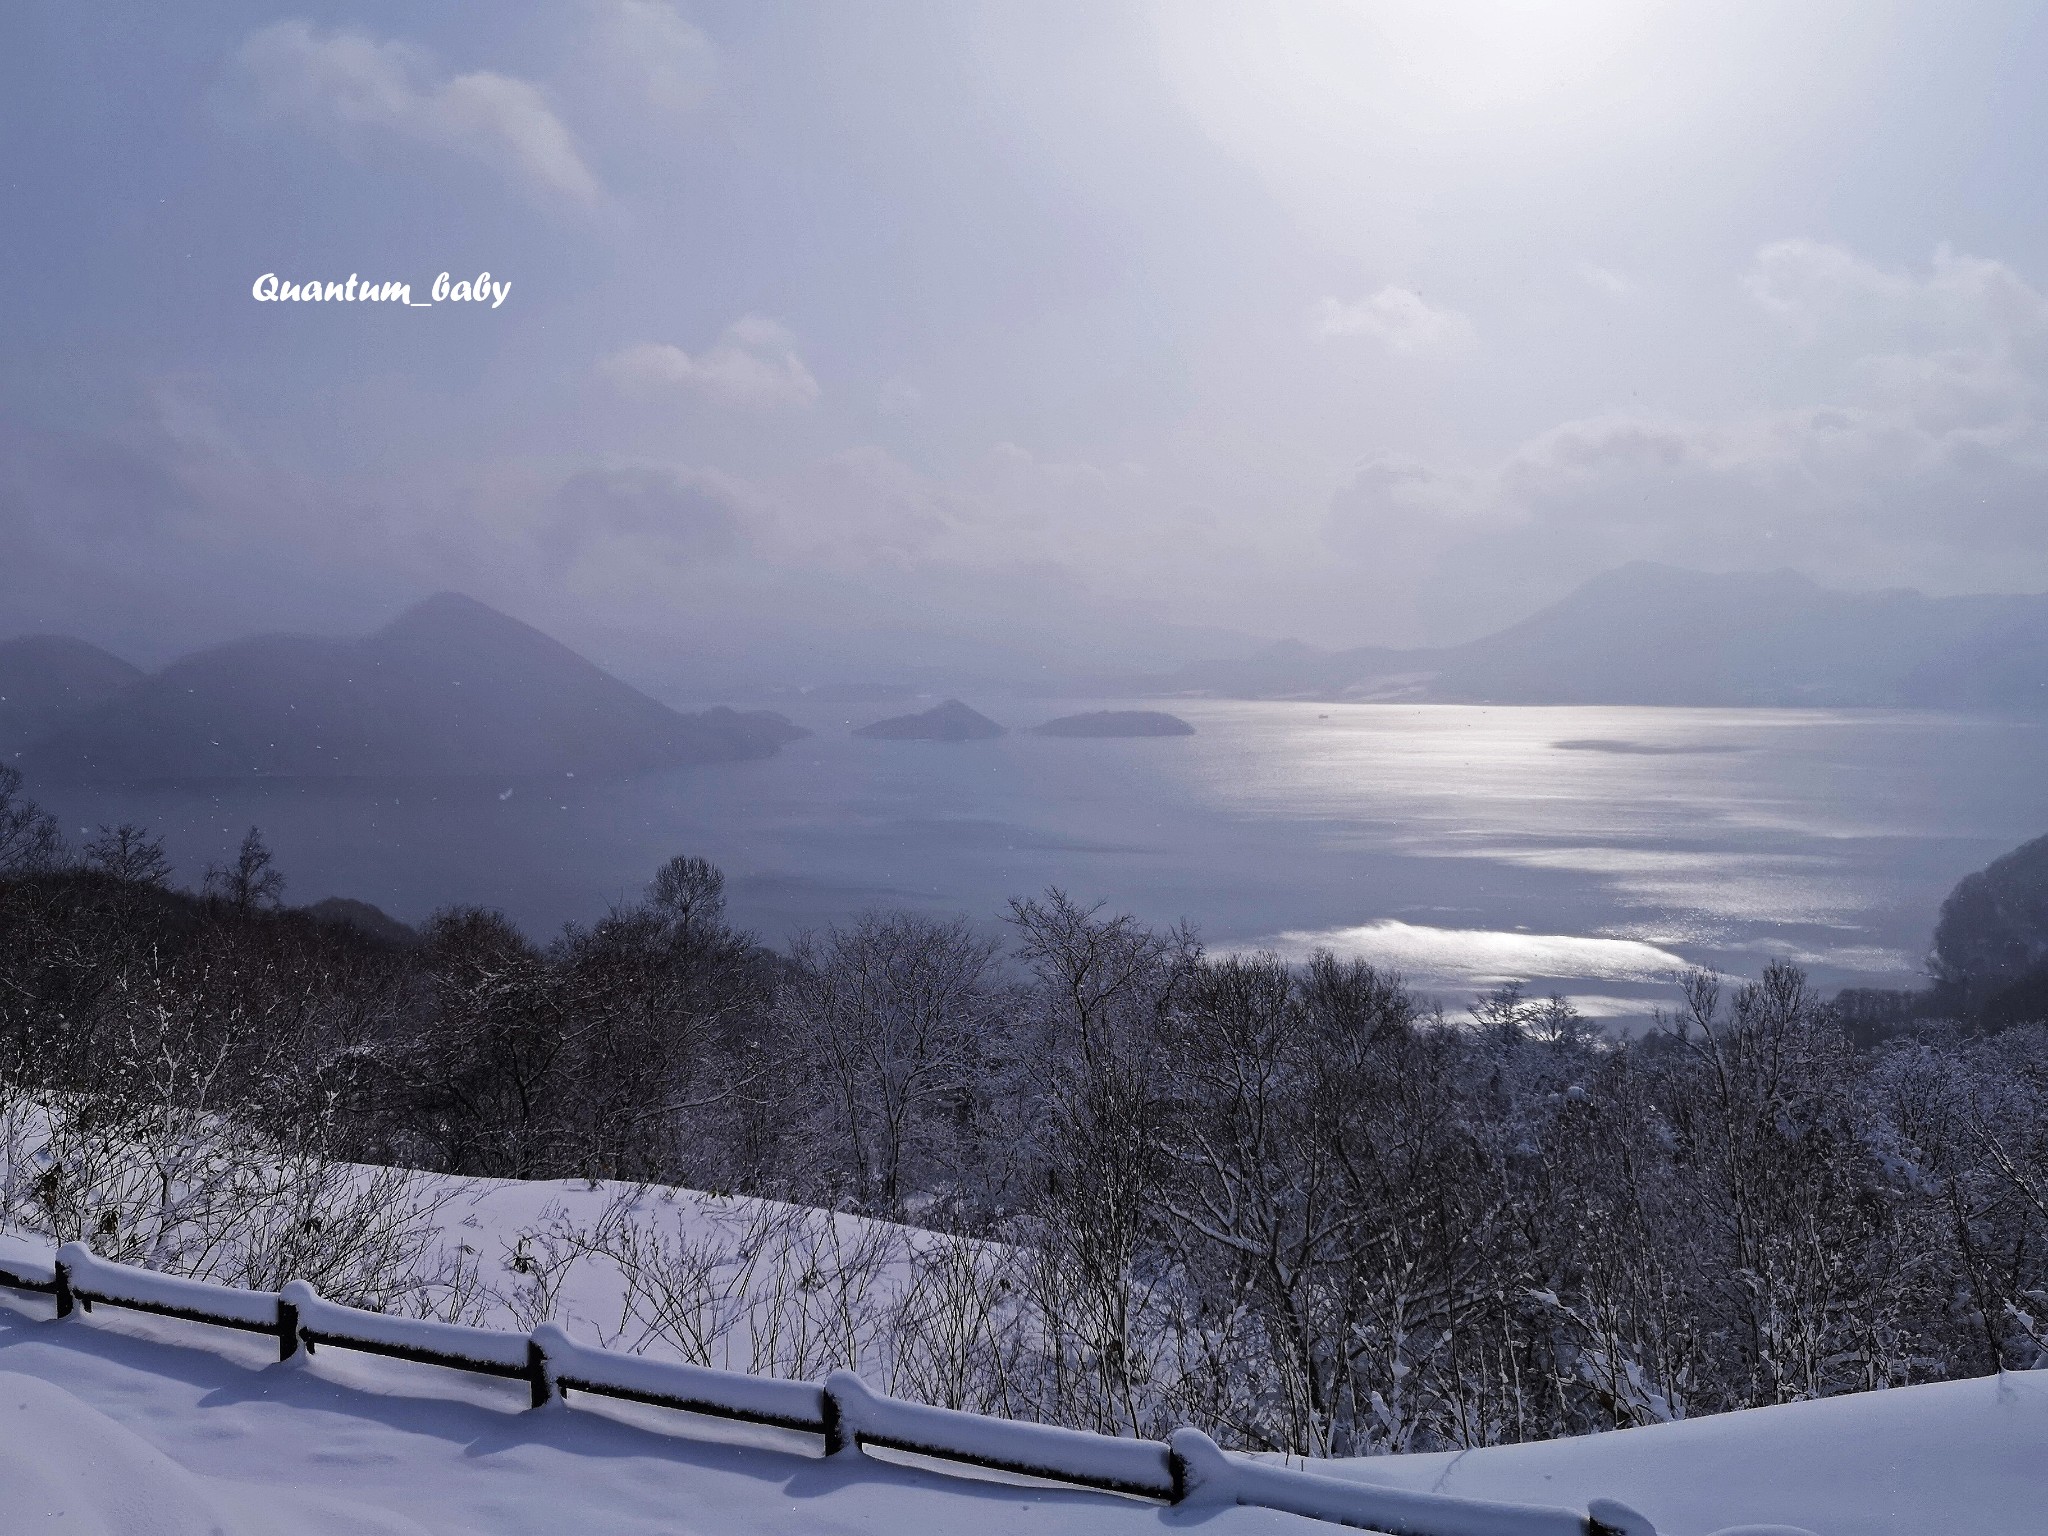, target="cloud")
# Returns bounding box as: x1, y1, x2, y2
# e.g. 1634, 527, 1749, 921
545, 466, 746, 563
1577, 263, 1636, 298
1318, 453, 1495, 634
877, 379, 926, 418
775, 446, 961, 563
587, 0, 715, 114
0, 403, 434, 660
1315, 286, 1475, 355
234, 21, 600, 204
1743, 239, 2048, 348
747, 440, 1157, 579
1329, 453, 1480, 526
1322, 239, 2048, 622
598, 317, 821, 409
